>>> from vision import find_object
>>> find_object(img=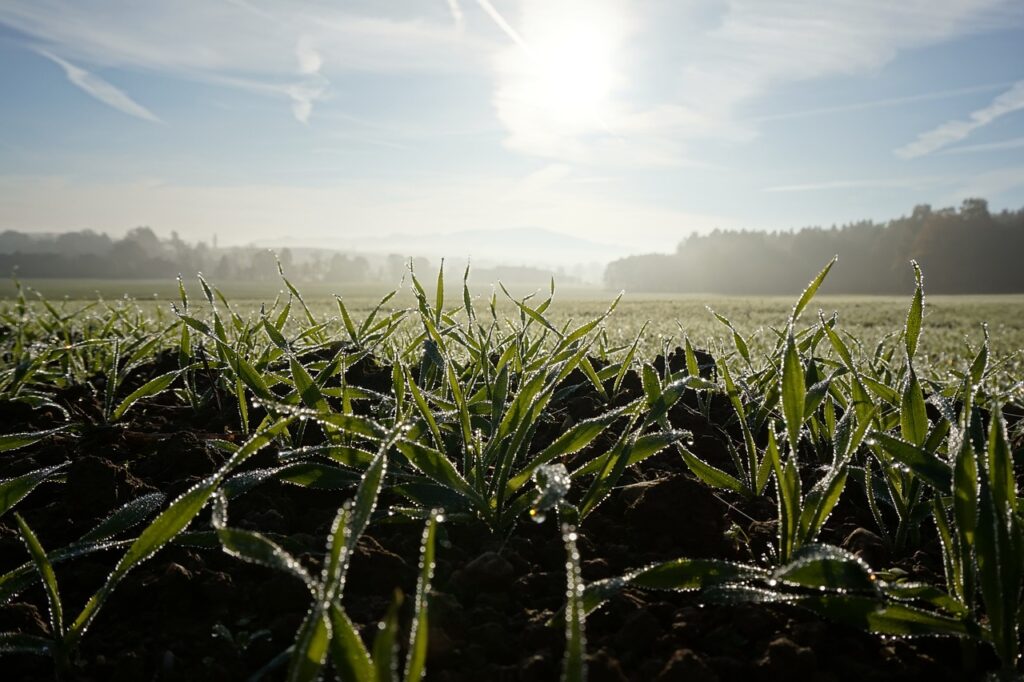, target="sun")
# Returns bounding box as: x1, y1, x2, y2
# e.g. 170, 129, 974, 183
534, 23, 615, 126
504, 2, 621, 133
